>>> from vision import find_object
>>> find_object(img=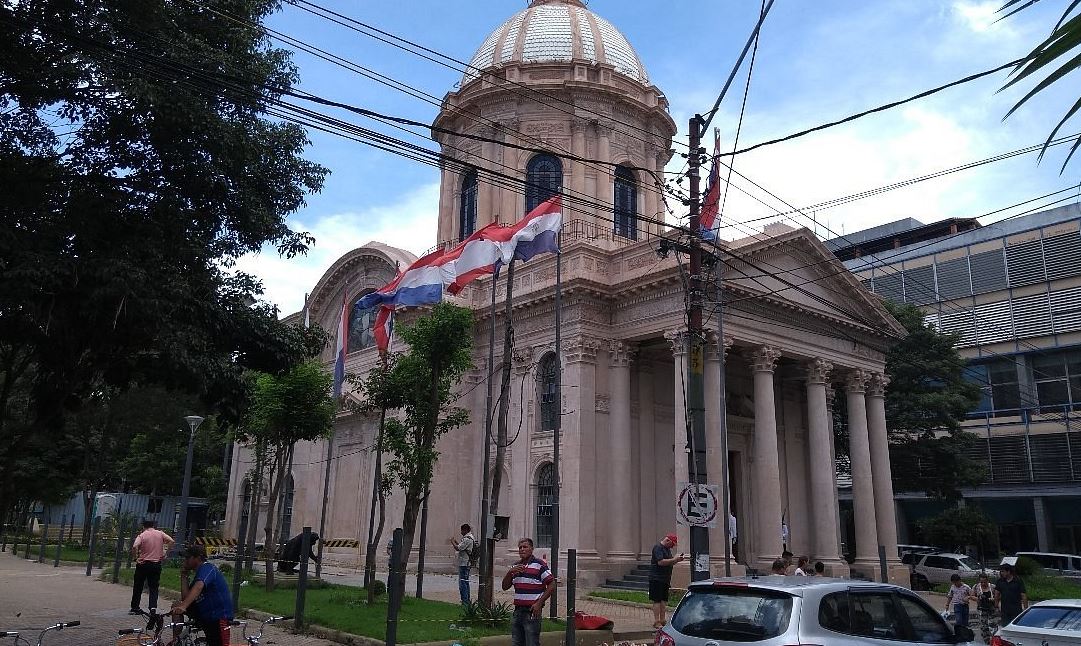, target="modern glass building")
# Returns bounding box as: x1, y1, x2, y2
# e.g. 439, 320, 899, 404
830, 203, 1081, 555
